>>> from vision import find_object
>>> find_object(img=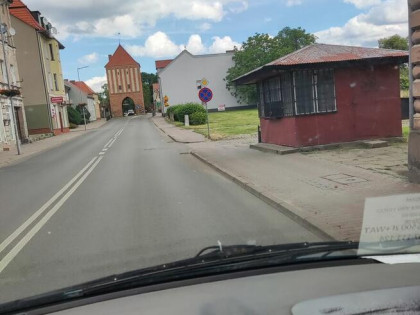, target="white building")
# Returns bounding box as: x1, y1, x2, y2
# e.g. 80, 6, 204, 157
156, 50, 250, 113
64, 80, 97, 122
